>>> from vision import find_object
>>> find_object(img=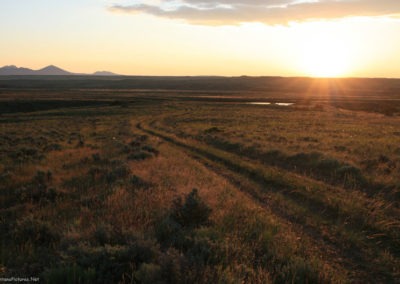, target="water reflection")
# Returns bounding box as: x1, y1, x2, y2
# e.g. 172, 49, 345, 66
247, 102, 294, 106
247, 102, 271, 105
275, 103, 294, 106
